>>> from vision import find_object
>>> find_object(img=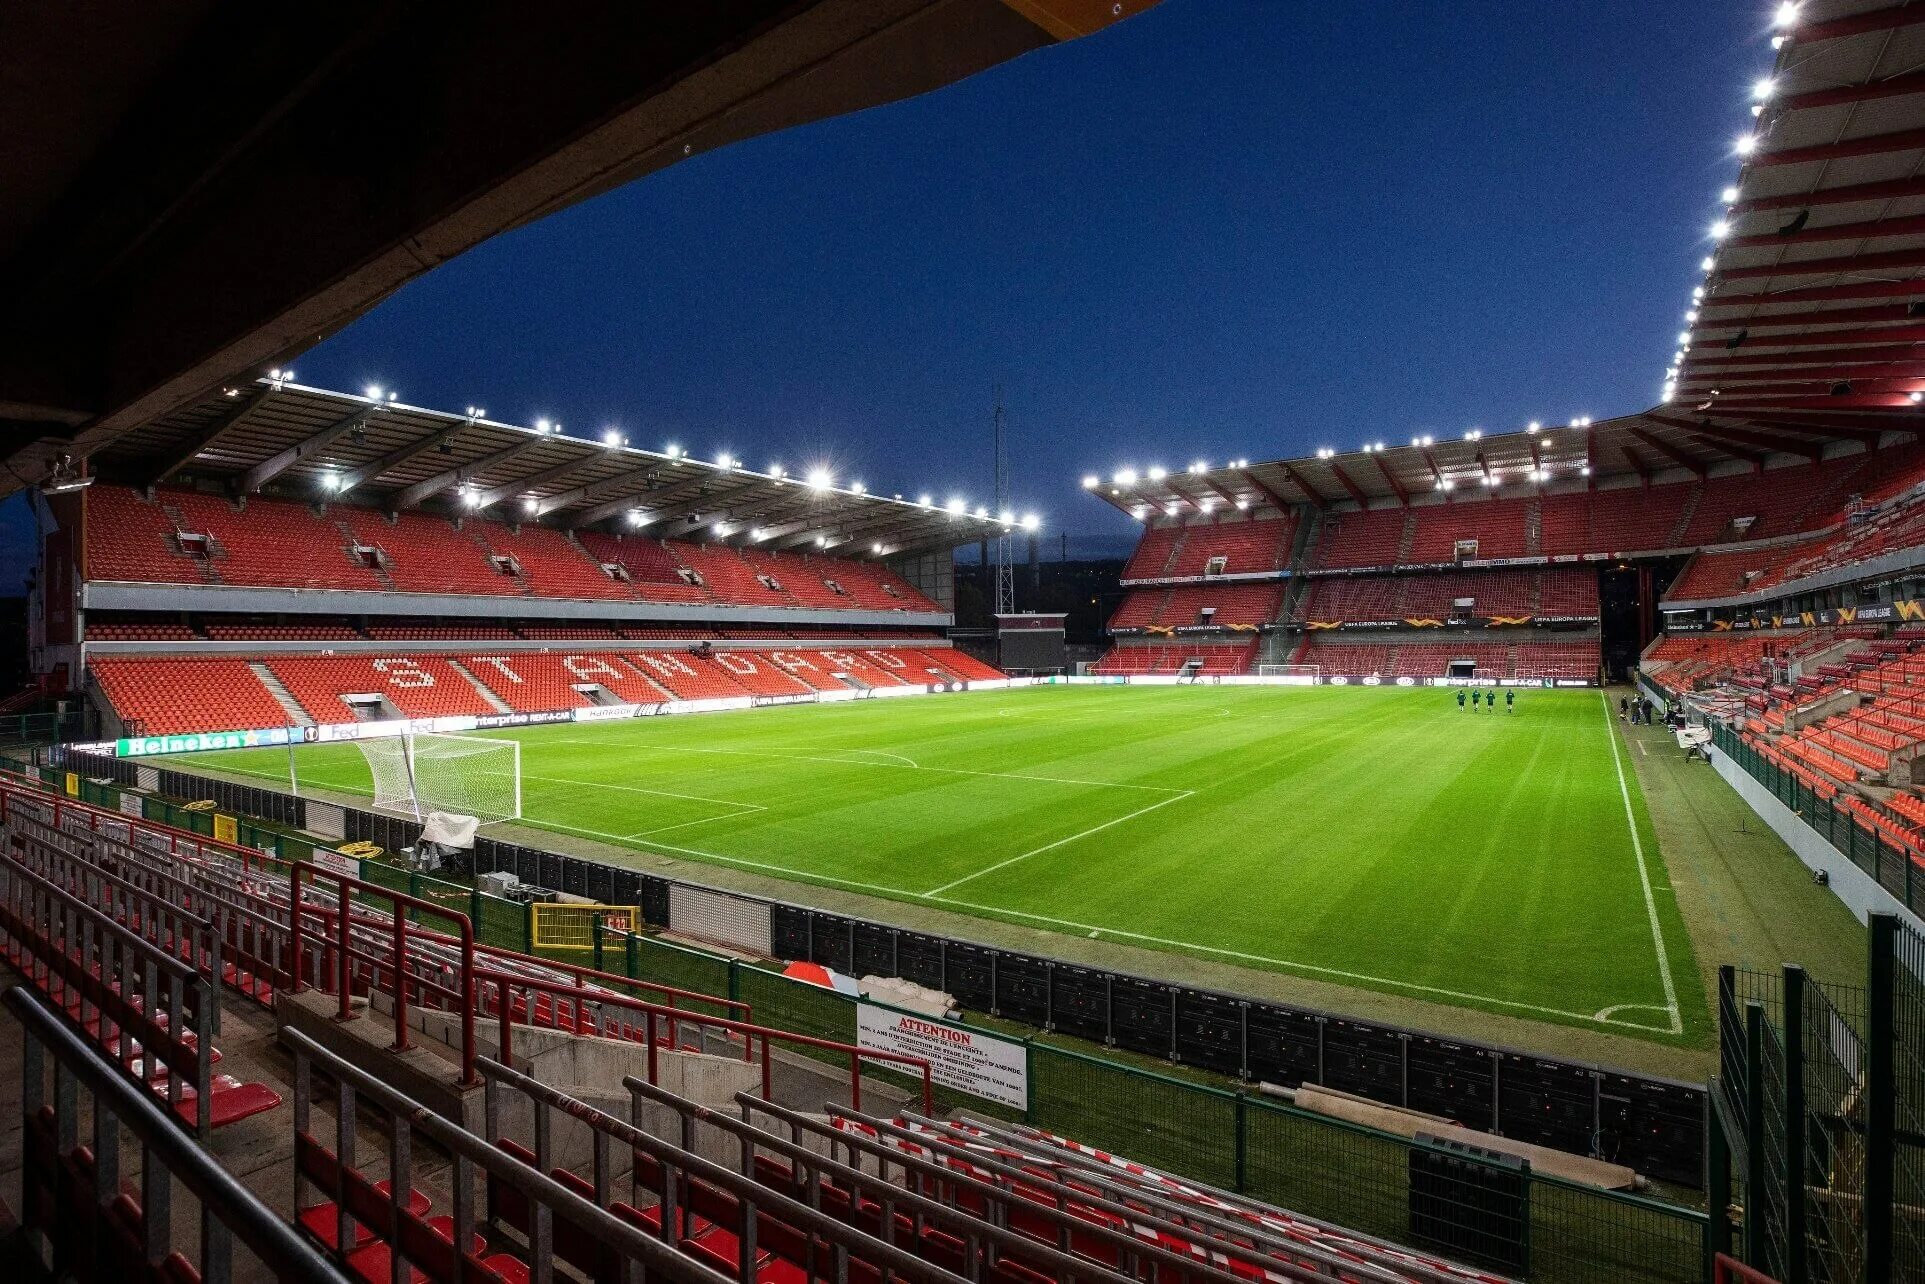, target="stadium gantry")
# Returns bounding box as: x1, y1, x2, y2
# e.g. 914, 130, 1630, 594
2, 4, 1925, 1284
